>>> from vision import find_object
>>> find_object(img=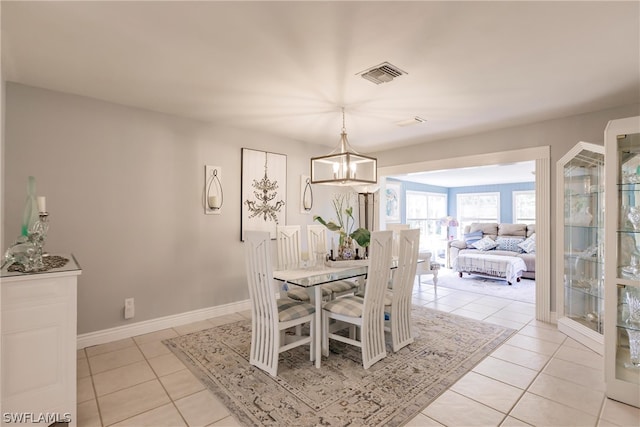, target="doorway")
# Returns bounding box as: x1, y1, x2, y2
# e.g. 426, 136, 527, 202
378, 146, 551, 322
